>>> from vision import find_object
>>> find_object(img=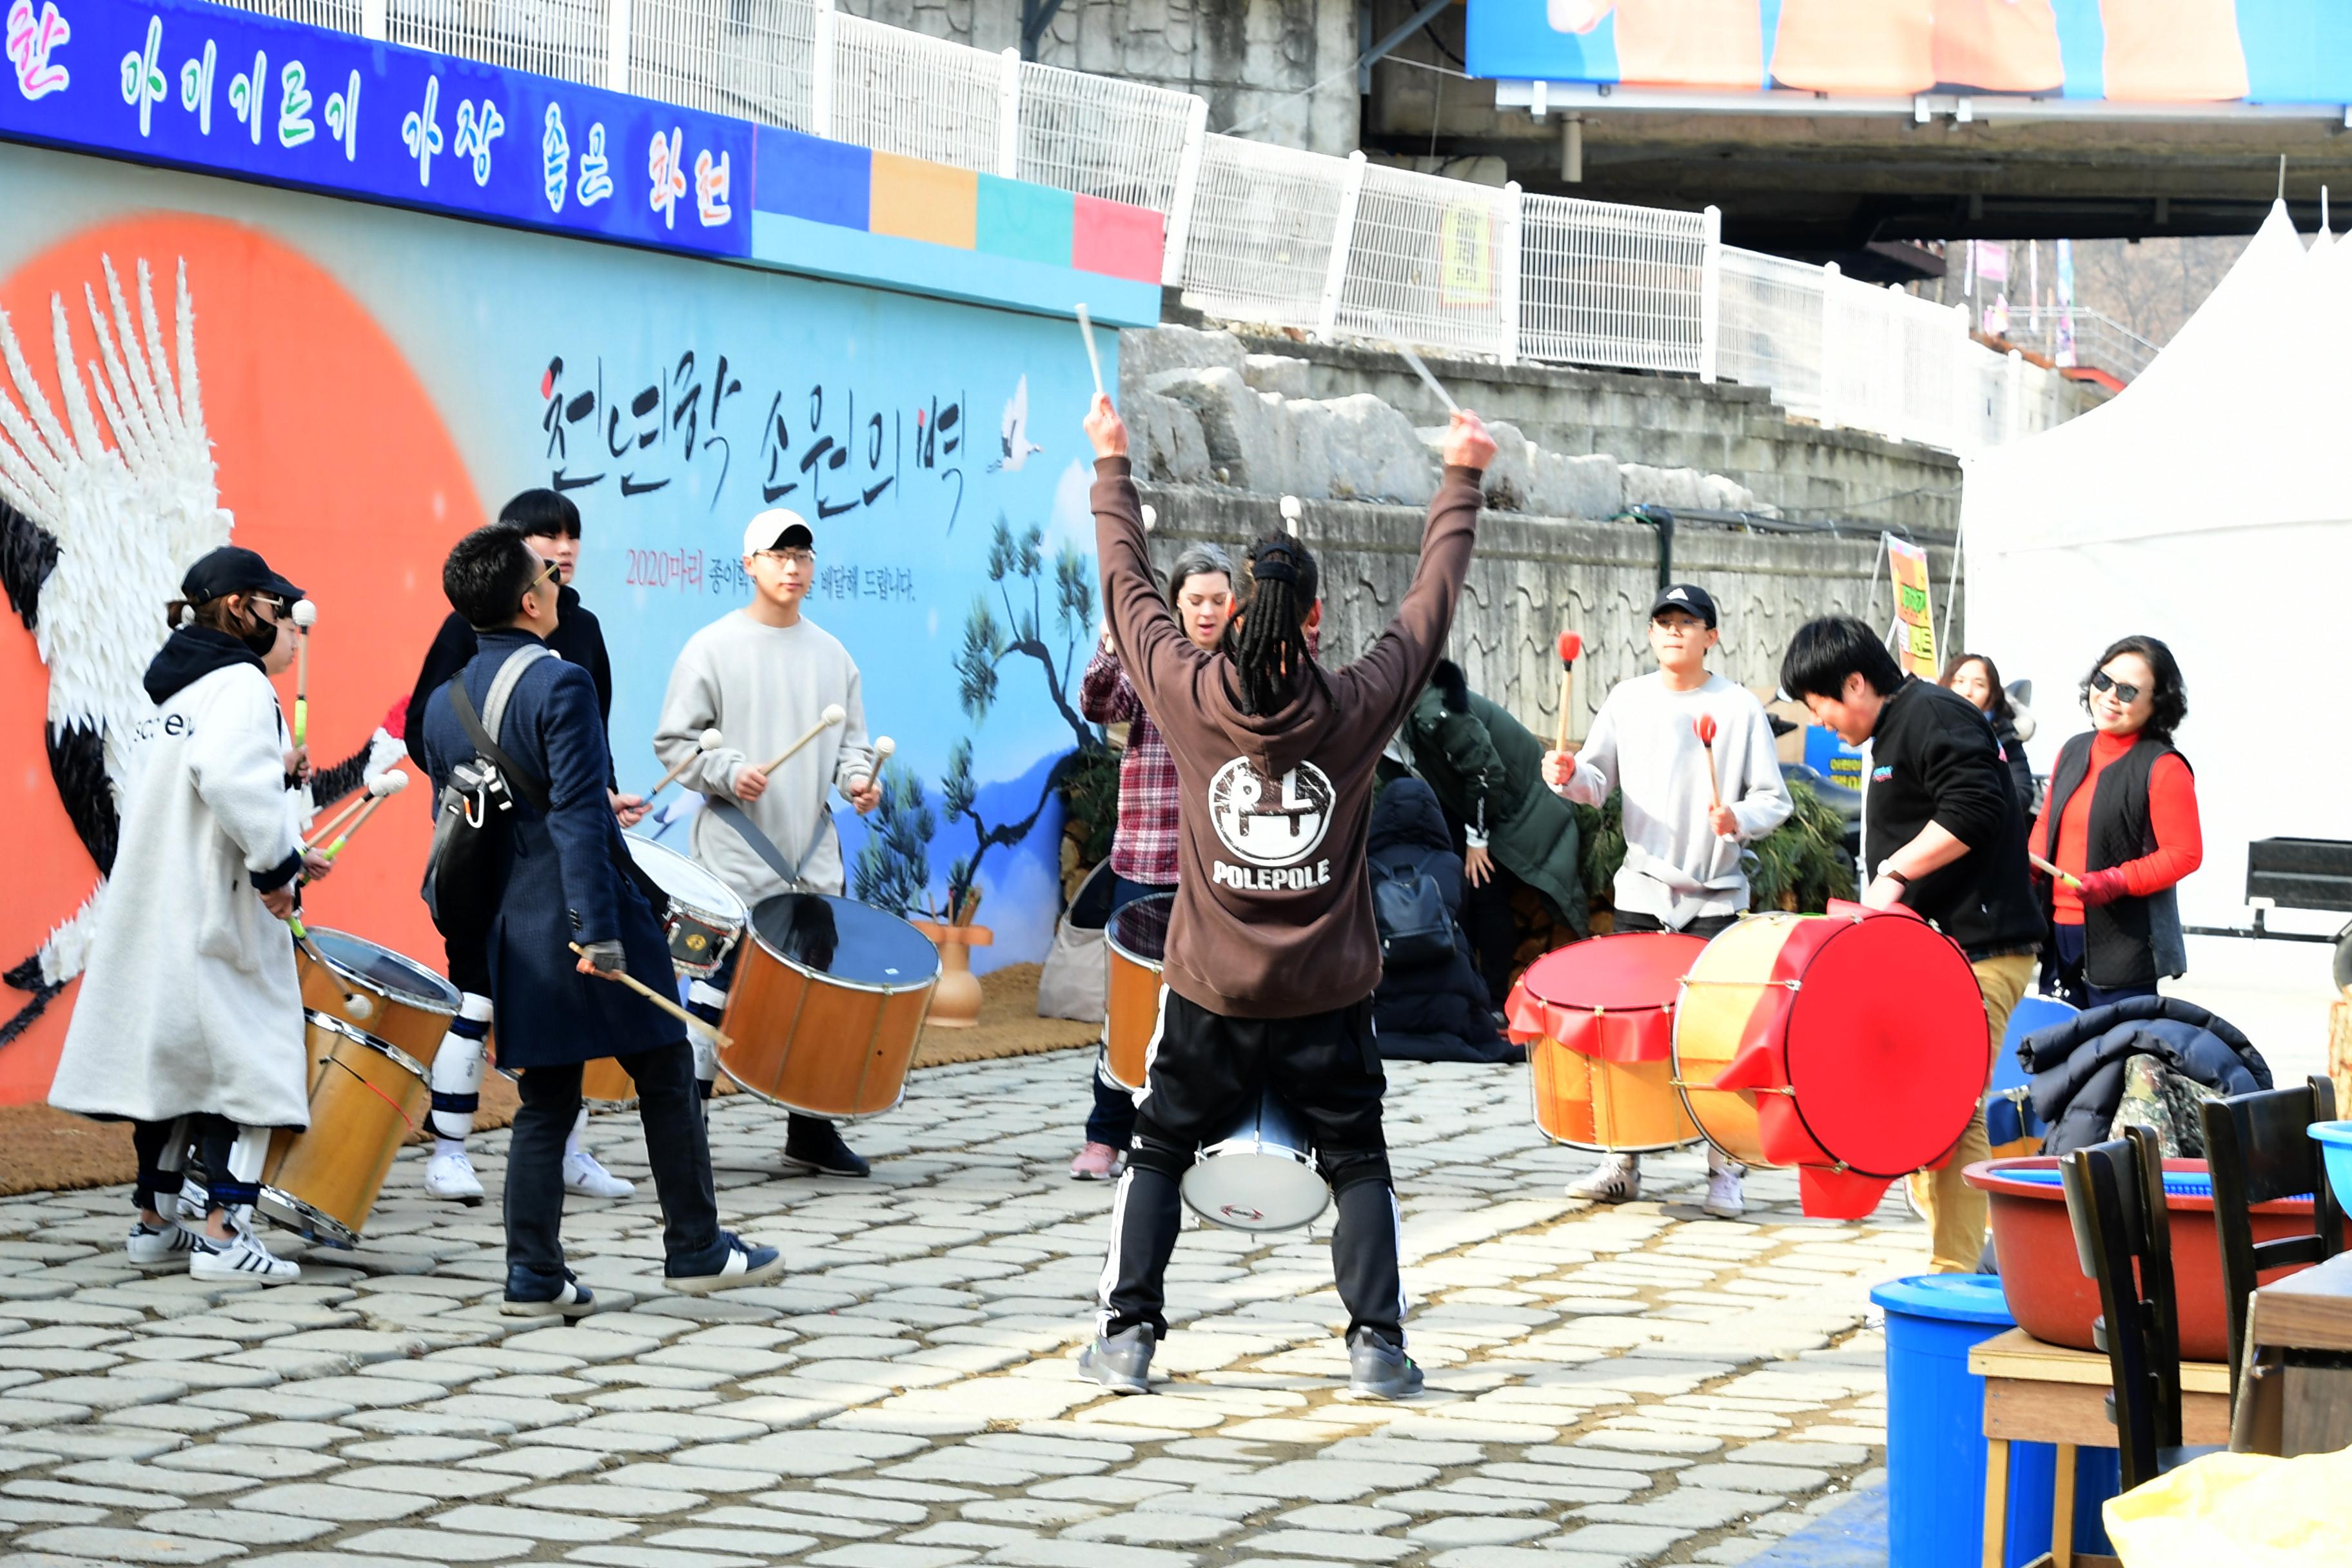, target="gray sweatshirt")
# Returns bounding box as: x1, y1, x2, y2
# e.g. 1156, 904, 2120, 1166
653, 612, 872, 905
1553, 671, 1791, 928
